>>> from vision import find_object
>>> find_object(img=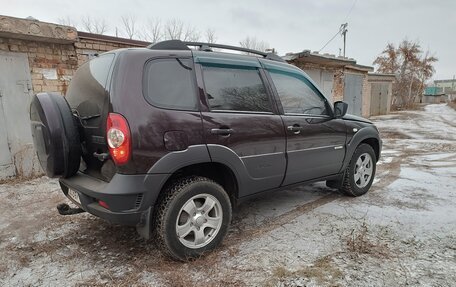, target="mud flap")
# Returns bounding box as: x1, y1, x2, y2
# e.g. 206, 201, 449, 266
136, 207, 152, 239
326, 171, 346, 189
